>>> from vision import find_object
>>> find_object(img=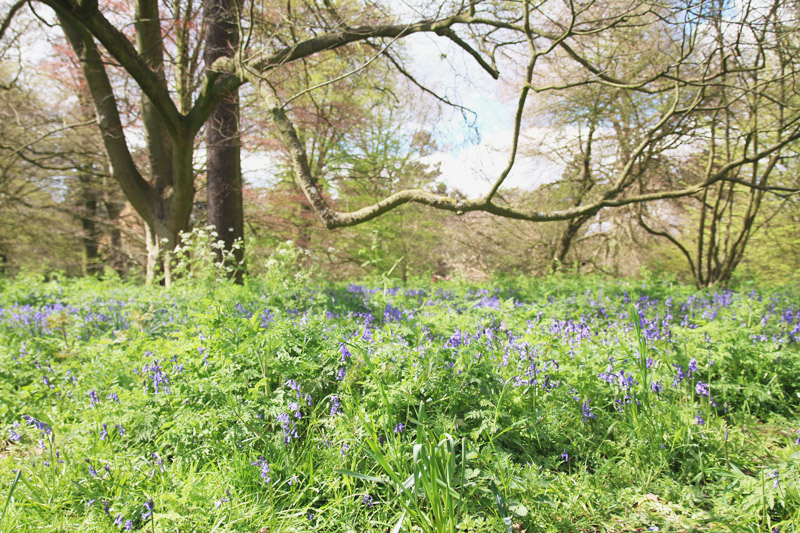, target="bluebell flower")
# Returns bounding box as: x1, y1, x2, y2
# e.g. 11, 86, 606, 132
251, 456, 271, 483
394, 423, 405, 434
336, 367, 346, 381
362, 494, 374, 508
651, 381, 662, 394
107, 392, 119, 403
100, 423, 108, 441
89, 389, 100, 406
330, 396, 342, 416
341, 443, 349, 456
22, 415, 51, 435
125, 519, 132, 530
561, 449, 569, 462
102, 500, 110, 515
770, 470, 780, 488
8, 422, 21, 442
695, 412, 705, 425
338, 343, 352, 362
116, 424, 125, 436
86, 459, 98, 477
581, 400, 595, 423
688, 358, 698, 374
87, 499, 96, 507
114, 513, 123, 526
142, 500, 154, 519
